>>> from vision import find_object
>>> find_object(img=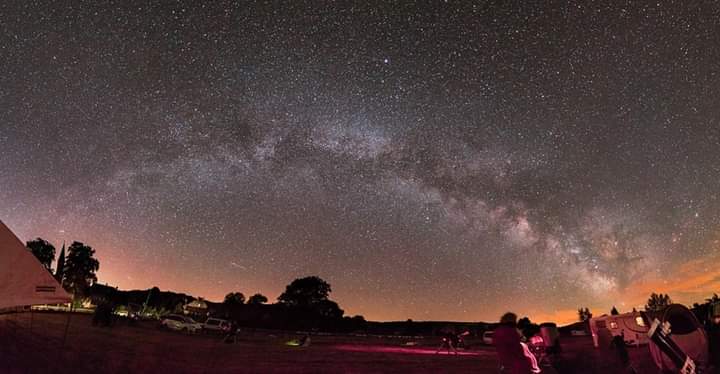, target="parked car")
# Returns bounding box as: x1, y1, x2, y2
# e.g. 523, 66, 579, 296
160, 314, 202, 333
203, 318, 231, 333
482, 330, 494, 345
